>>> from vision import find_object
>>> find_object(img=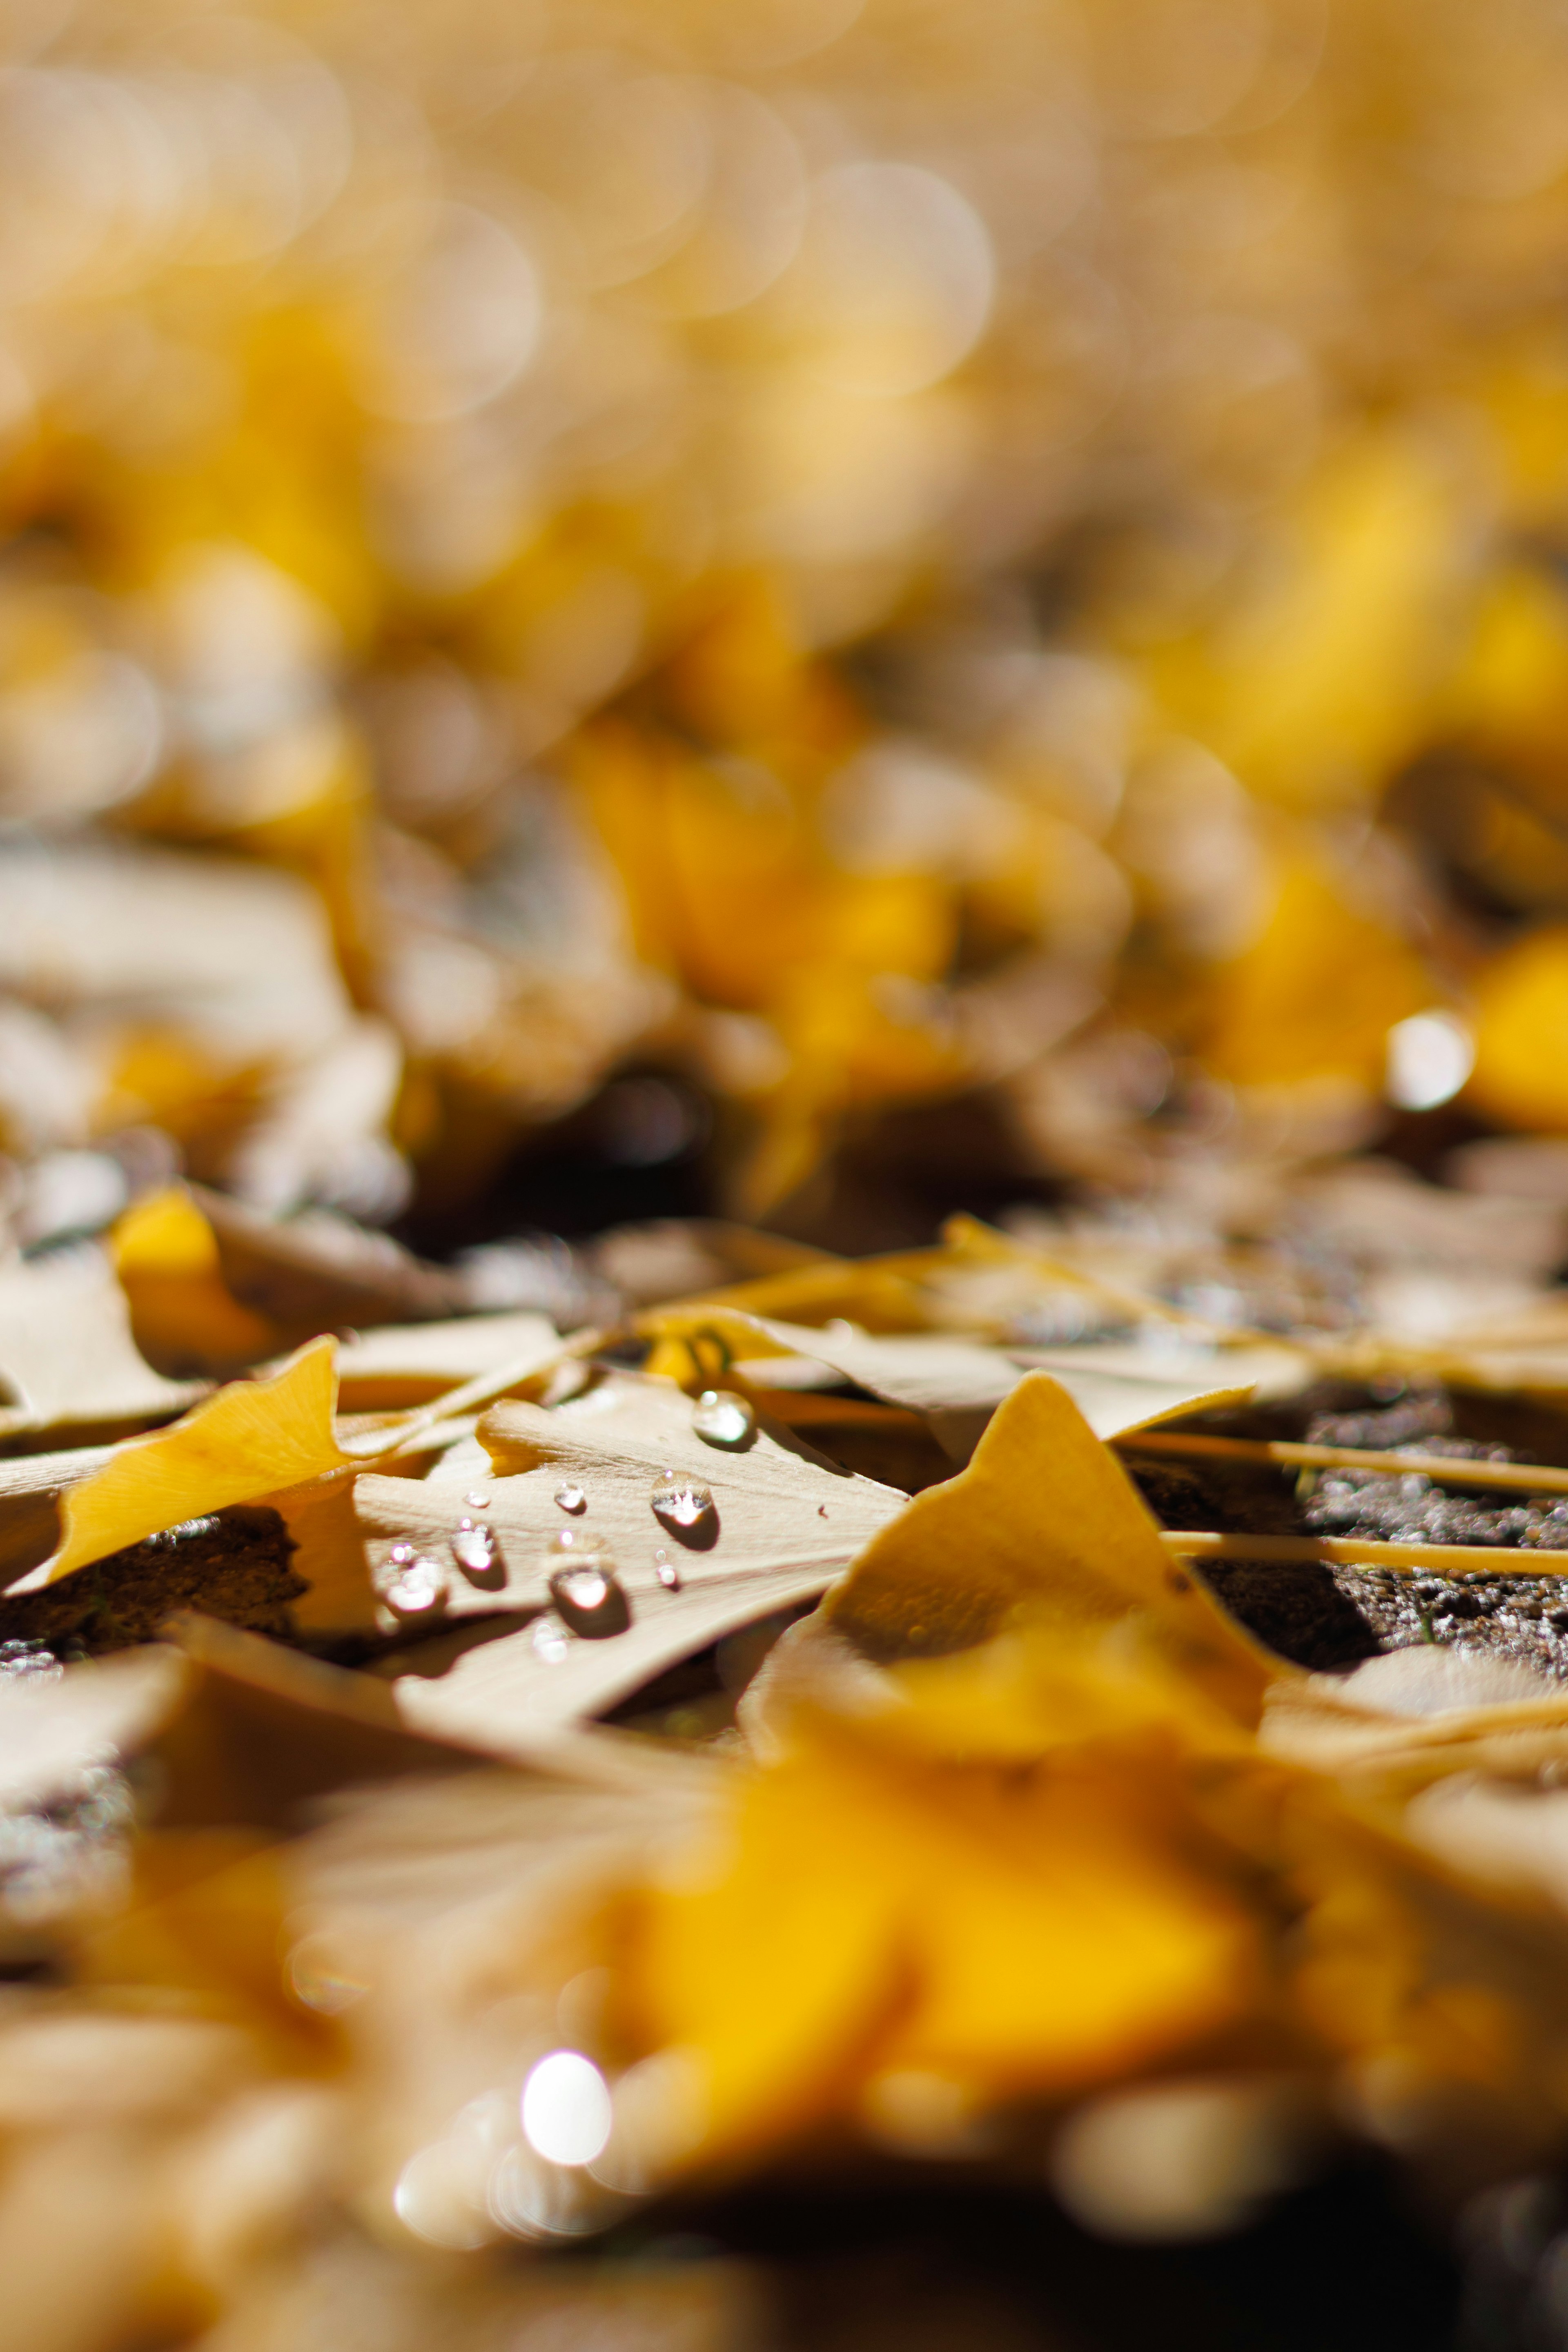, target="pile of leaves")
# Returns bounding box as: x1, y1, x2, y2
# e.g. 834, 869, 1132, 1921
16, 0, 1568, 1253
12, 1181, 1568, 2343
